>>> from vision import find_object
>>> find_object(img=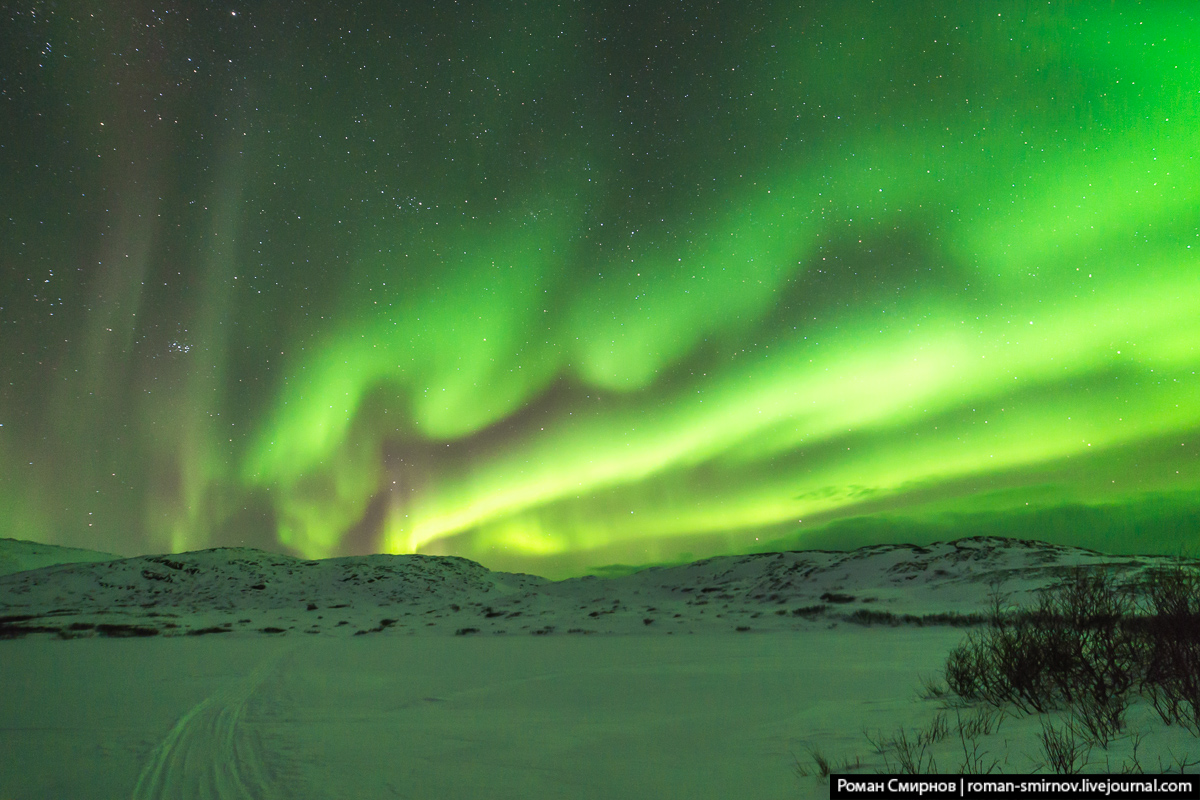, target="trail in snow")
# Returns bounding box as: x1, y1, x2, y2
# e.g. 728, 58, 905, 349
132, 643, 294, 800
